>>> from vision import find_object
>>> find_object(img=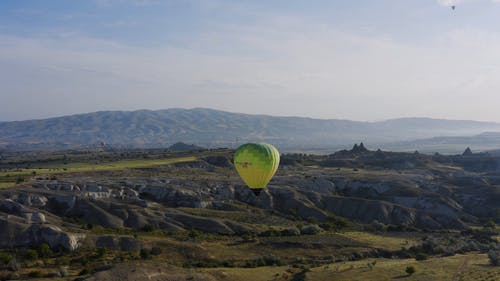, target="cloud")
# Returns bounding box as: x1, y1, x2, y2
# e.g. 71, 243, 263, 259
437, 0, 462, 6
3, 8, 500, 122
